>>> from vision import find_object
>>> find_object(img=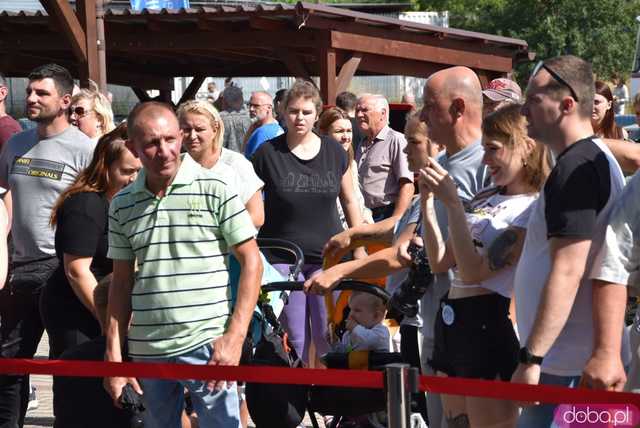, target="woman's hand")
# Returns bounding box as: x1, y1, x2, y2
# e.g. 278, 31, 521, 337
419, 158, 459, 207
